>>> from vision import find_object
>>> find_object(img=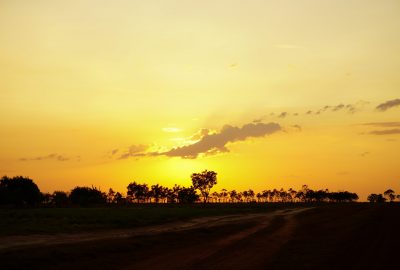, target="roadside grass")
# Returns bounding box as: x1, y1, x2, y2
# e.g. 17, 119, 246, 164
269, 203, 400, 270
